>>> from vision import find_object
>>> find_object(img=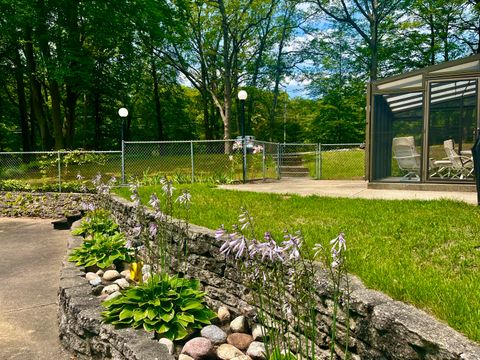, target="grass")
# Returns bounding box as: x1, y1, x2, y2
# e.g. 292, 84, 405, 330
114, 183, 480, 343
0, 148, 365, 190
